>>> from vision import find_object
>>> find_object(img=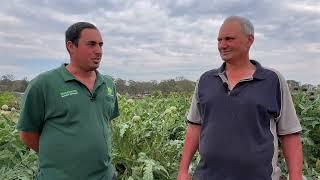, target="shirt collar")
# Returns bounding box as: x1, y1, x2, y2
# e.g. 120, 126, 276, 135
59, 64, 75, 82
214, 60, 266, 80
58, 64, 105, 86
